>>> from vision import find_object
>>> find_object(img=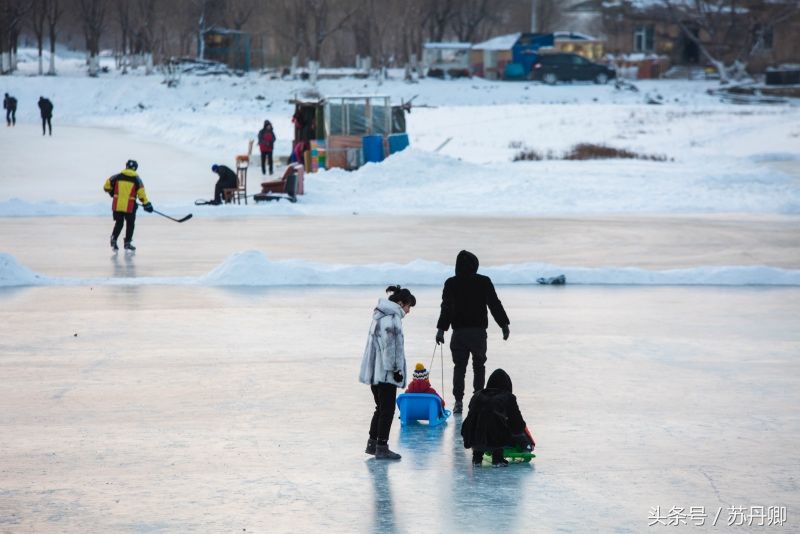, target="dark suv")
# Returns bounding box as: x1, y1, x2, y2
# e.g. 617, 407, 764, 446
531, 53, 616, 84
